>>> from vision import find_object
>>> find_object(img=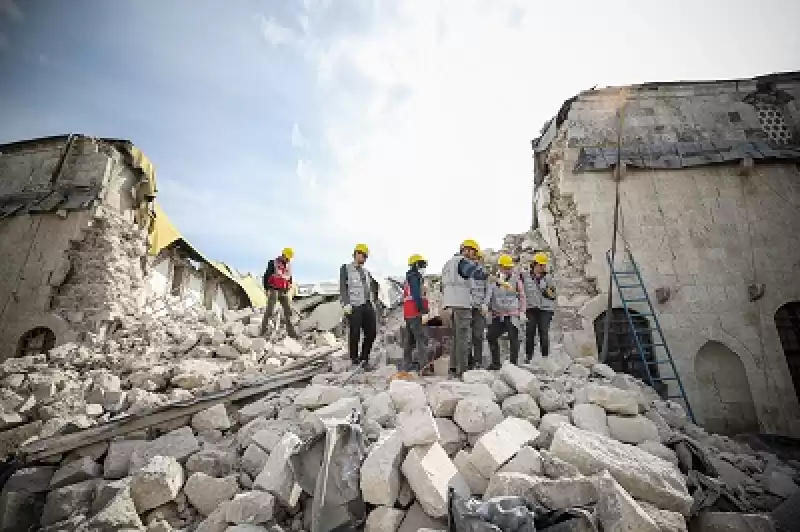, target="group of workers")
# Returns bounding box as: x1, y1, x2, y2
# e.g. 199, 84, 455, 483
260, 239, 556, 376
